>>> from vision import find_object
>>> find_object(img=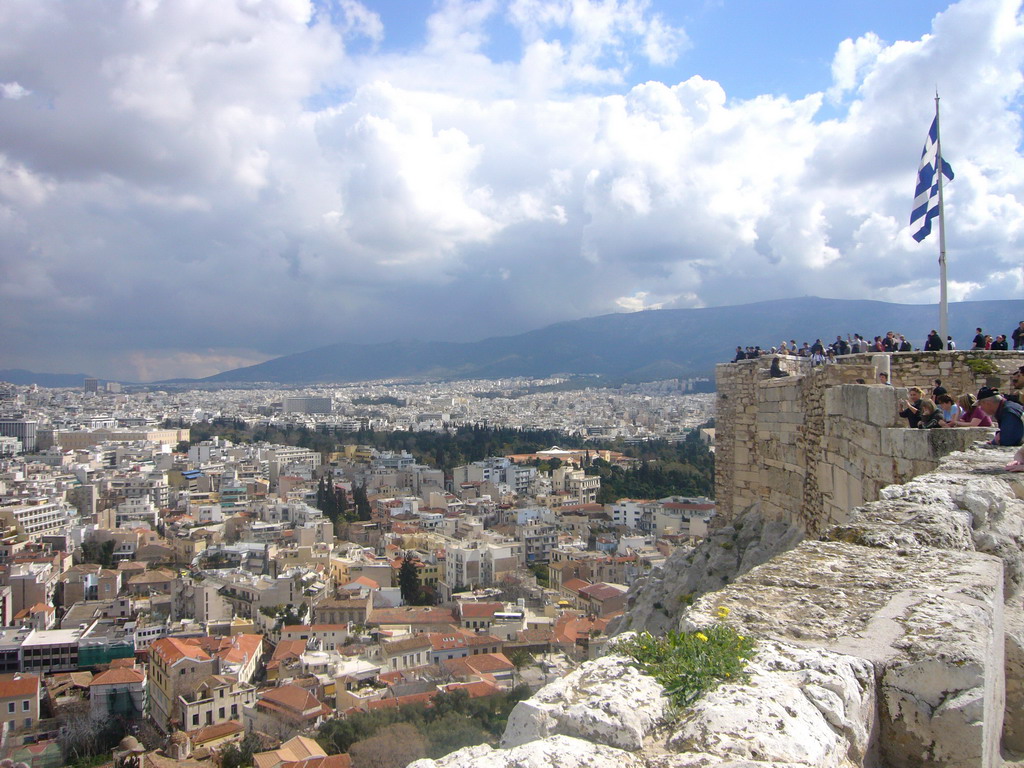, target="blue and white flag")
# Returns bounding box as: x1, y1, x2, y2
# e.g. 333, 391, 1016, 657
910, 116, 954, 243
